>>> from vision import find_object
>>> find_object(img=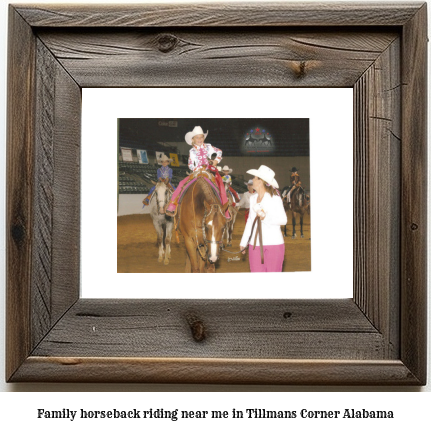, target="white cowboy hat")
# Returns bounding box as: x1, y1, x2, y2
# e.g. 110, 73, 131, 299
246, 165, 279, 189
221, 165, 232, 173
159, 154, 173, 163
185, 126, 208, 145
244, 179, 254, 186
